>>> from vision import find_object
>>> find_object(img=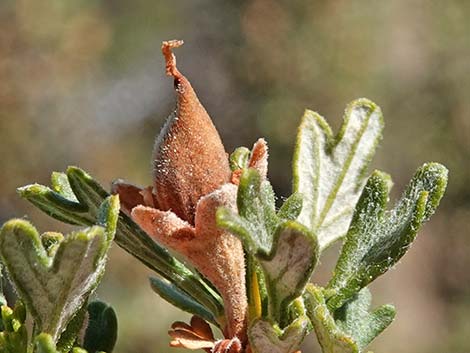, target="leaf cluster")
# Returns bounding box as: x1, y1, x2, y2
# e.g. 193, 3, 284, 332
0, 197, 119, 353
219, 99, 448, 353
0, 98, 448, 353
